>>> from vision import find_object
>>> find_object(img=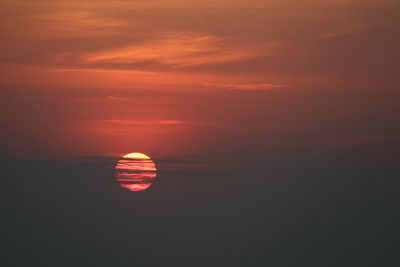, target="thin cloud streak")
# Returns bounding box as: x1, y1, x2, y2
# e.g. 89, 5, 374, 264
99, 120, 190, 125
81, 33, 260, 68
205, 82, 286, 90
